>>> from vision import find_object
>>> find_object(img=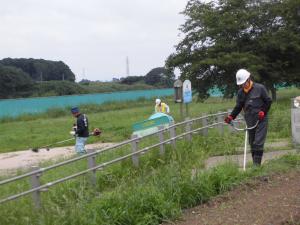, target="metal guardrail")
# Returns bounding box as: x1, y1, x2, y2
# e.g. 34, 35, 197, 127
0, 111, 232, 207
